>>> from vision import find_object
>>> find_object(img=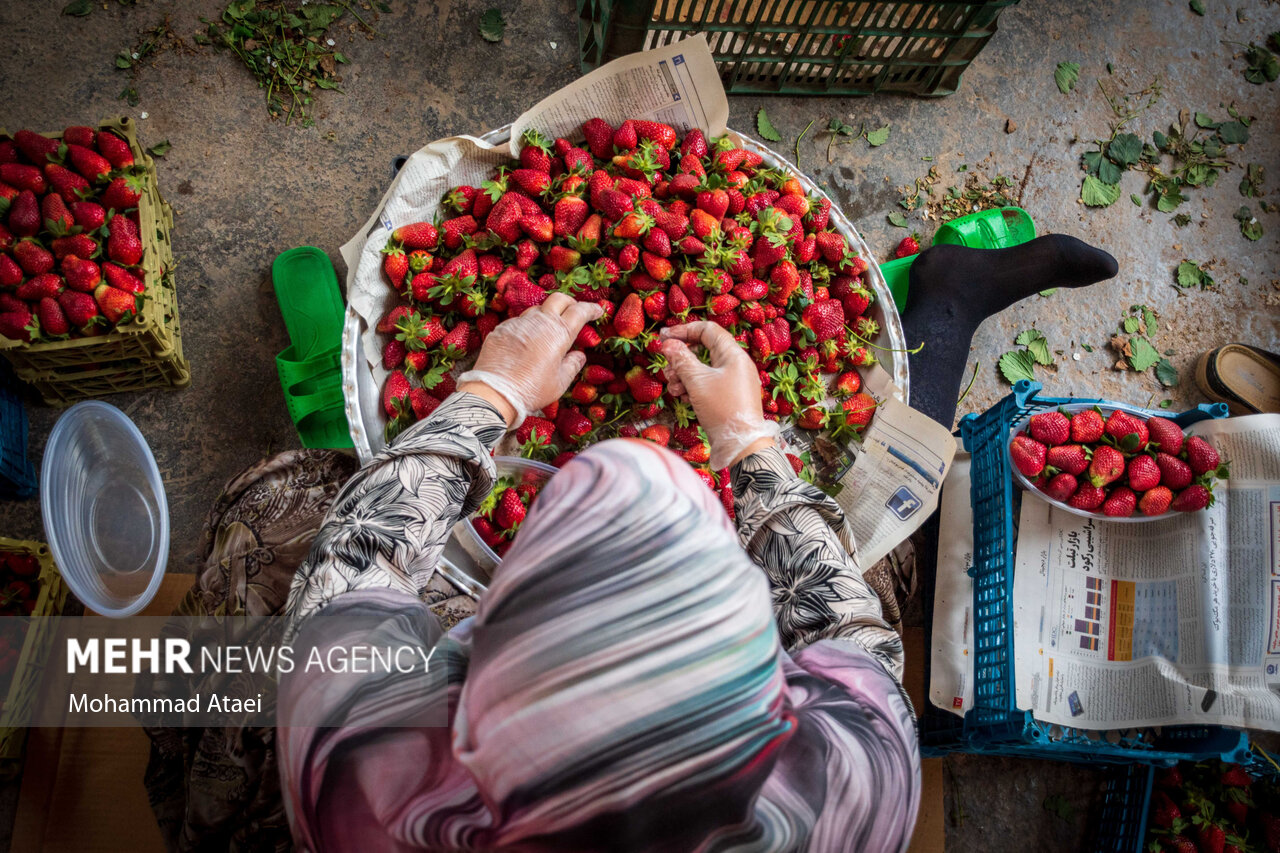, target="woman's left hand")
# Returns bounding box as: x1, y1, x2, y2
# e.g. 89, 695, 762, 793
458, 293, 603, 428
